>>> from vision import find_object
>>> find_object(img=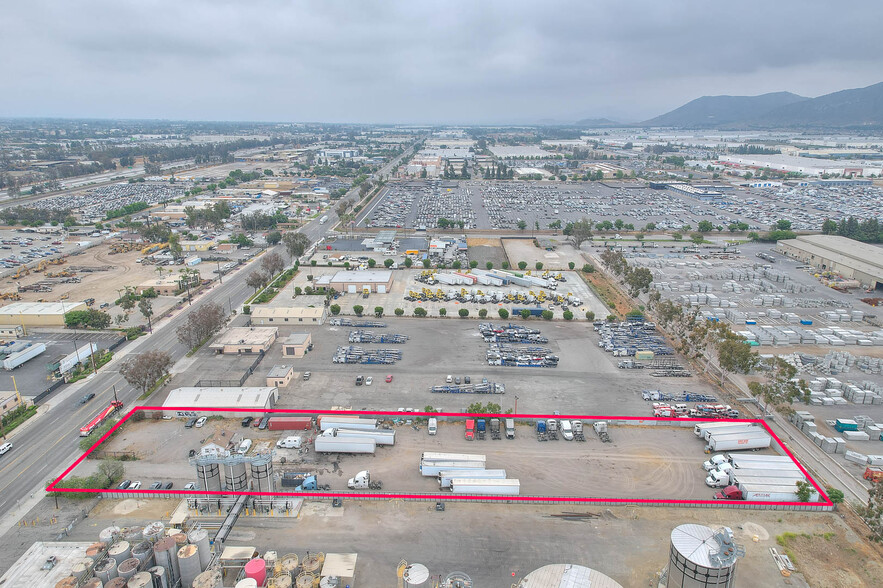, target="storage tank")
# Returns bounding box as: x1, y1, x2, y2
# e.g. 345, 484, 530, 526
295, 573, 316, 588
244, 558, 267, 584
250, 457, 275, 493
71, 557, 93, 577
188, 528, 212, 571
95, 558, 118, 584
178, 544, 202, 588
223, 461, 248, 491
265, 551, 278, 574
126, 572, 153, 588
132, 541, 155, 568
117, 558, 140, 581
99, 526, 121, 544
154, 536, 180, 583
148, 566, 168, 588
301, 552, 323, 575
196, 463, 222, 492
122, 527, 145, 543
192, 569, 223, 588
319, 577, 341, 588
667, 525, 743, 588
143, 521, 165, 543
105, 578, 128, 588
86, 542, 107, 560
517, 564, 623, 587
279, 553, 299, 578
82, 578, 104, 588
55, 578, 77, 588
108, 541, 132, 565
171, 533, 188, 548
235, 580, 258, 588
270, 574, 293, 588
